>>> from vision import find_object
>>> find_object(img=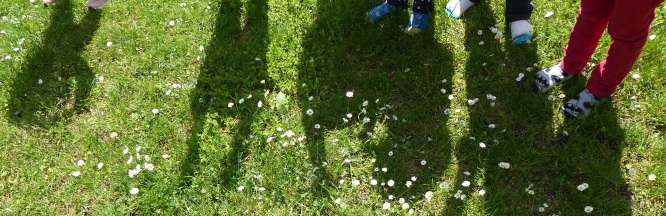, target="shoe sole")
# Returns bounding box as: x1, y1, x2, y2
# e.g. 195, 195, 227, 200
513, 34, 532, 45
445, 7, 461, 19
404, 27, 422, 36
